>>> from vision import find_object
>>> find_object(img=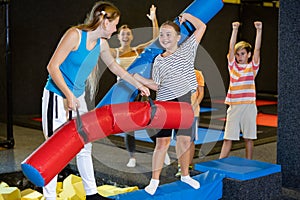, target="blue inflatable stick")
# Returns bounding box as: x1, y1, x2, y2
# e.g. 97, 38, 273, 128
97, 0, 223, 108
